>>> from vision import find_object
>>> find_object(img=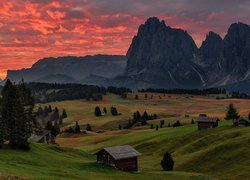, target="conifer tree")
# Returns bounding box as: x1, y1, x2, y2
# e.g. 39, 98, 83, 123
94, 106, 102, 116
48, 105, 52, 113
86, 124, 92, 131
75, 121, 80, 133
62, 109, 67, 119
103, 107, 107, 114
225, 104, 240, 120
1, 80, 15, 140
161, 152, 174, 171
